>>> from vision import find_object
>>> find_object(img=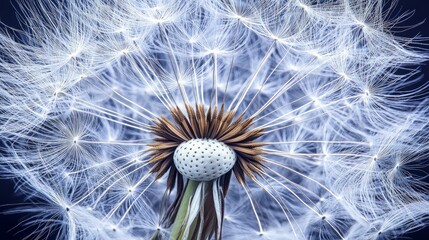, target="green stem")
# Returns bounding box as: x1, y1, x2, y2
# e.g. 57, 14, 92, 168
169, 180, 199, 240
